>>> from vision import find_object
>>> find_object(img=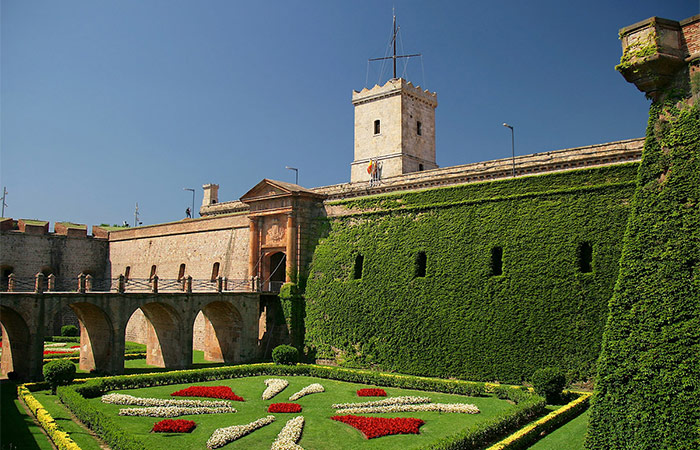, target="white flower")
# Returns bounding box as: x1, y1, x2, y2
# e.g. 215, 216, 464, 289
262, 379, 289, 400
118, 406, 237, 417
335, 402, 480, 414
207, 415, 275, 449
271, 416, 304, 450
288, 383, 324, 401
332, 396, 431, 410
102, 393, 231, 408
